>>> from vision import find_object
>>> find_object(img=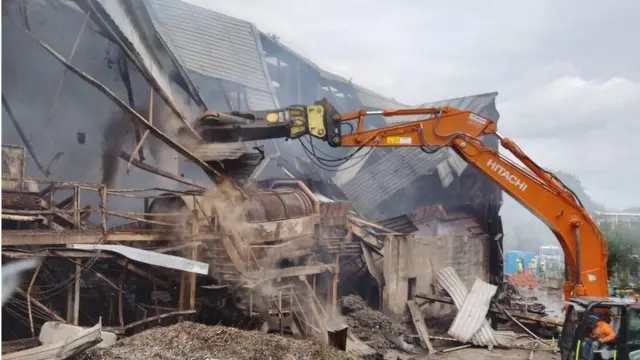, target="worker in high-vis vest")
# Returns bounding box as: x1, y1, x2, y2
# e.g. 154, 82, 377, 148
529, 257, 538, 276
538, 259, 547, 281
516, 258, 524, 274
